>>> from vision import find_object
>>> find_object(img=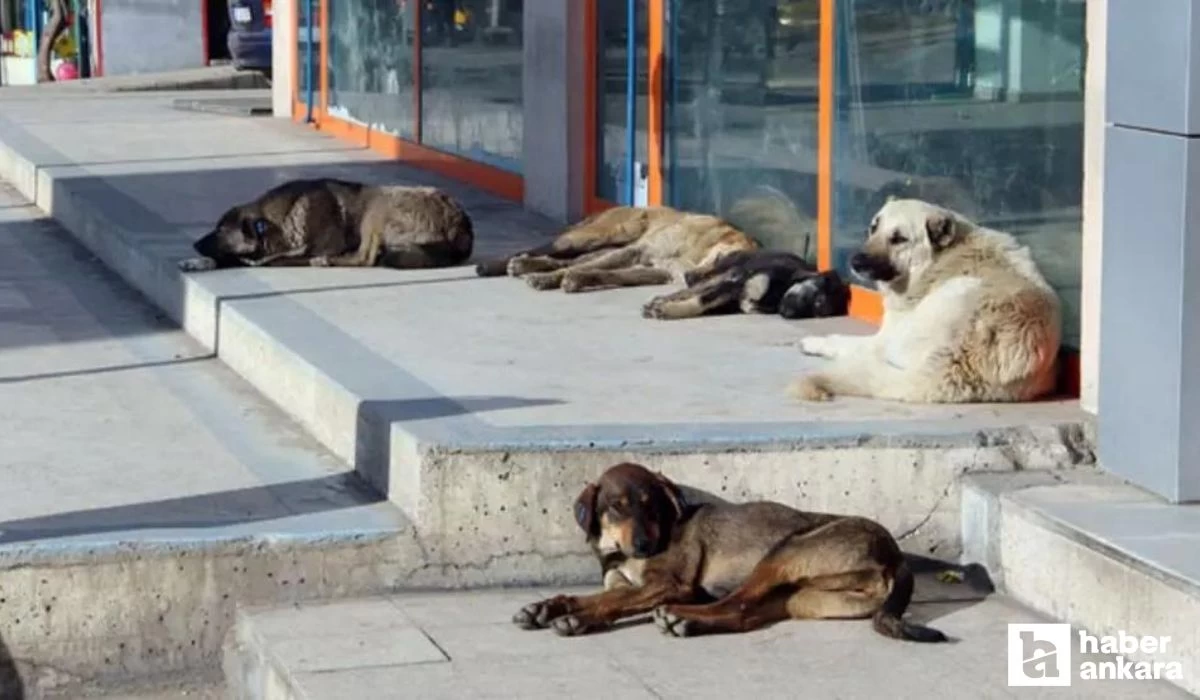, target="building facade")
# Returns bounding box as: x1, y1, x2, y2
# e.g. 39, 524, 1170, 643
274, 0, 1197, 504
